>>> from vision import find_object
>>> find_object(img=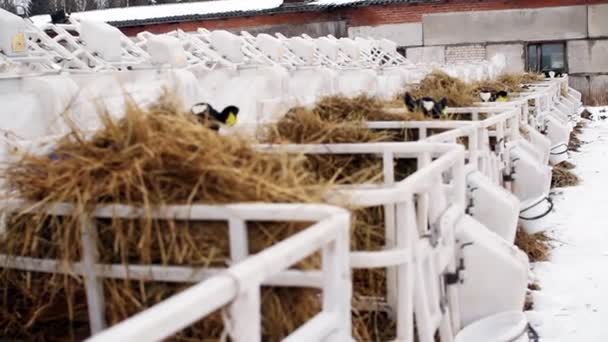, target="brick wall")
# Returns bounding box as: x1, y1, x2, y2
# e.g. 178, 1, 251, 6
343, 0, 608, 26
119, 0, 608, 36
120, 10, 341, 36
445, 44, 486, 64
